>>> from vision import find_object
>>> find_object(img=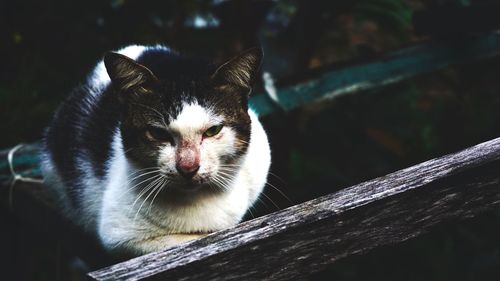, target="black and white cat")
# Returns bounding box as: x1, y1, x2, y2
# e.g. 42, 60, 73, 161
41, 45, 271, 255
